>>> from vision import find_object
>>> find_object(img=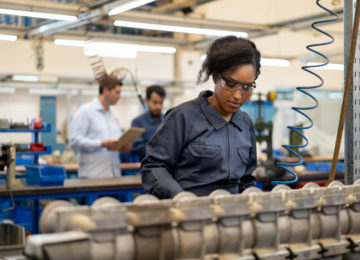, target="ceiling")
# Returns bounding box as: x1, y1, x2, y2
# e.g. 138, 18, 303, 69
0, 0, 346, 86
